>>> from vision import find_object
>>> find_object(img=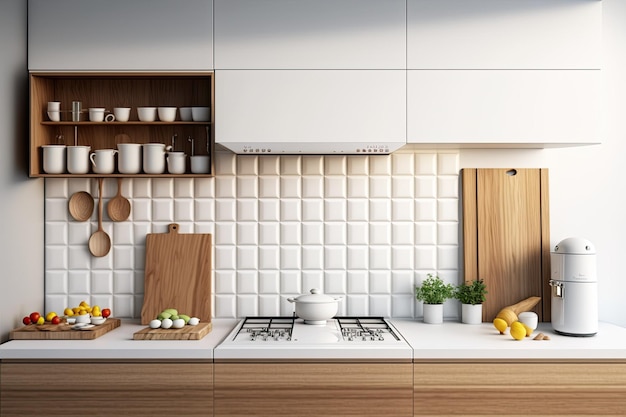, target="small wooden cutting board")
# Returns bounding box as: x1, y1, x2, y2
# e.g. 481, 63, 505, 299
133, 322, 213, 340
141, 224, 212, 325
9, 318, 121, 340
